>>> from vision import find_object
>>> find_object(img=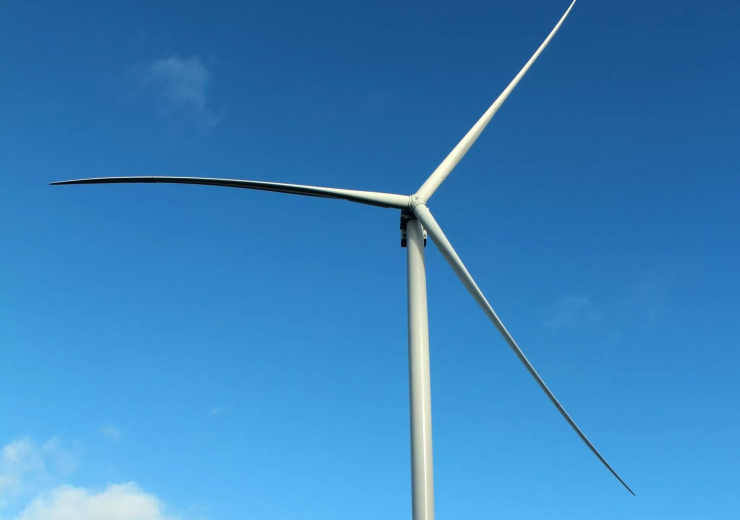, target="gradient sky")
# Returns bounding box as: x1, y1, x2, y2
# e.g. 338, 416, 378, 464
2, 0, 739, 518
